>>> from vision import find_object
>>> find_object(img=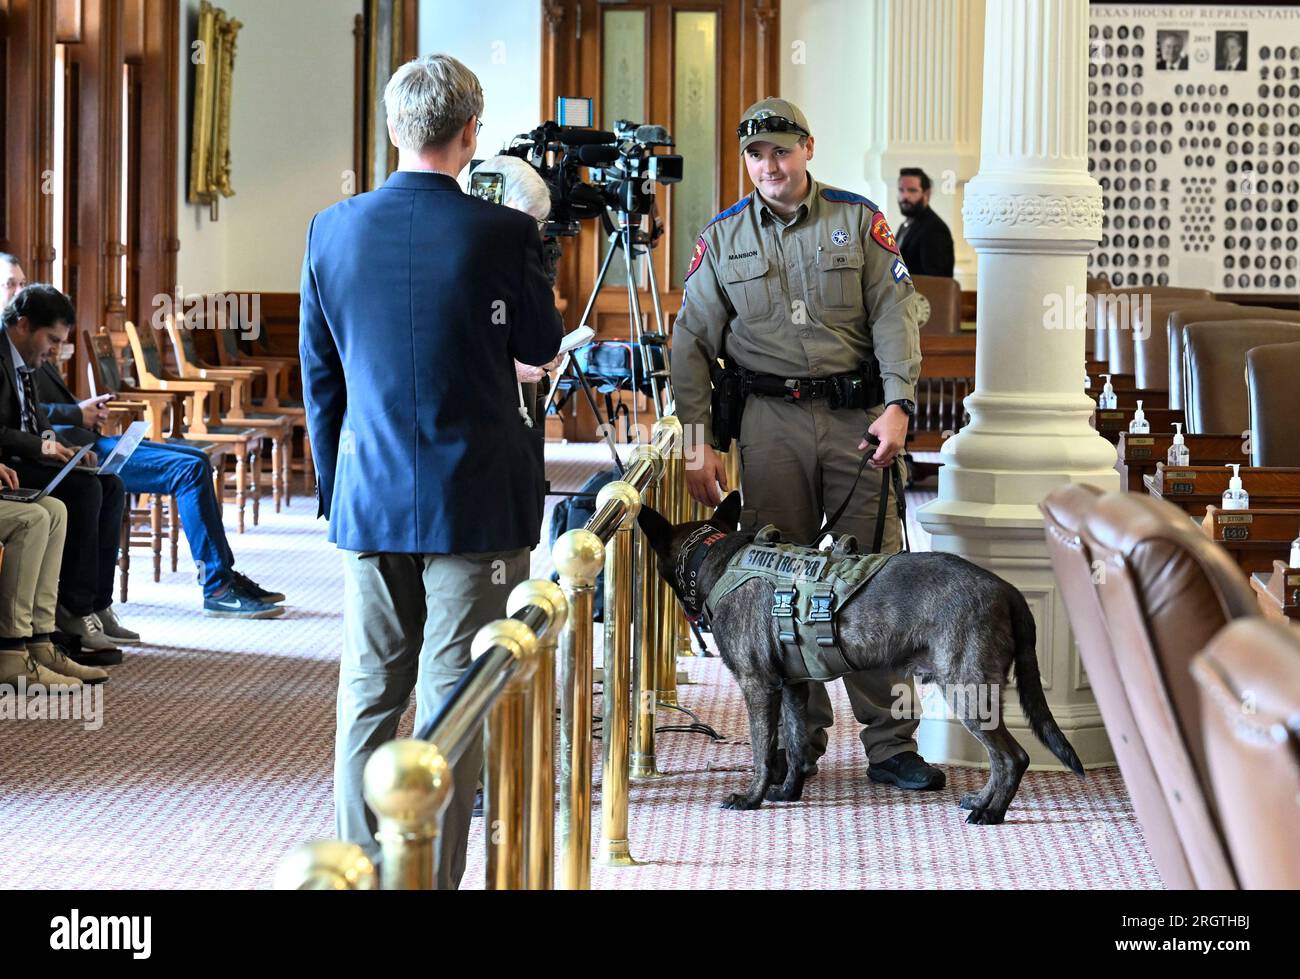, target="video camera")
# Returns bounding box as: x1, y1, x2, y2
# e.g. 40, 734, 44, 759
472, 104, 683, 238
